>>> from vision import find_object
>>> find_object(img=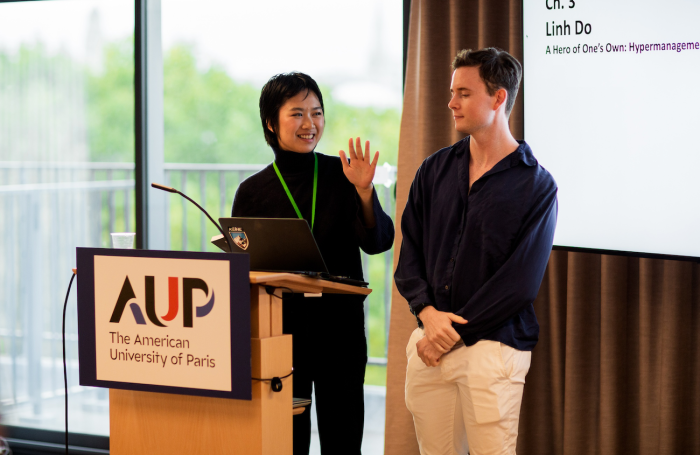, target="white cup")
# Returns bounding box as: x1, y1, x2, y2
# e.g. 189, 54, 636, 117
111, 233, 135, 249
